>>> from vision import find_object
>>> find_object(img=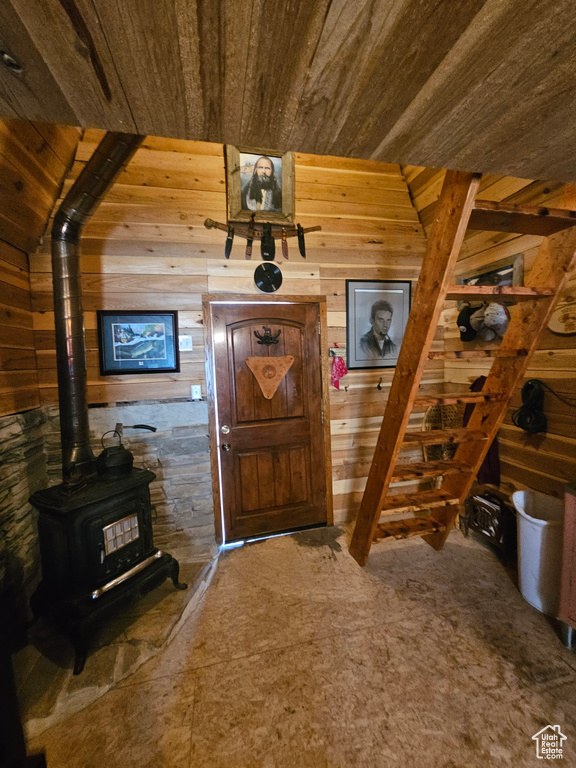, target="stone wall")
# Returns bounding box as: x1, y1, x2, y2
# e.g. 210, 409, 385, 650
0, 398, 215, 637
0, 408, 49, 631
44, 400, 216, 564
